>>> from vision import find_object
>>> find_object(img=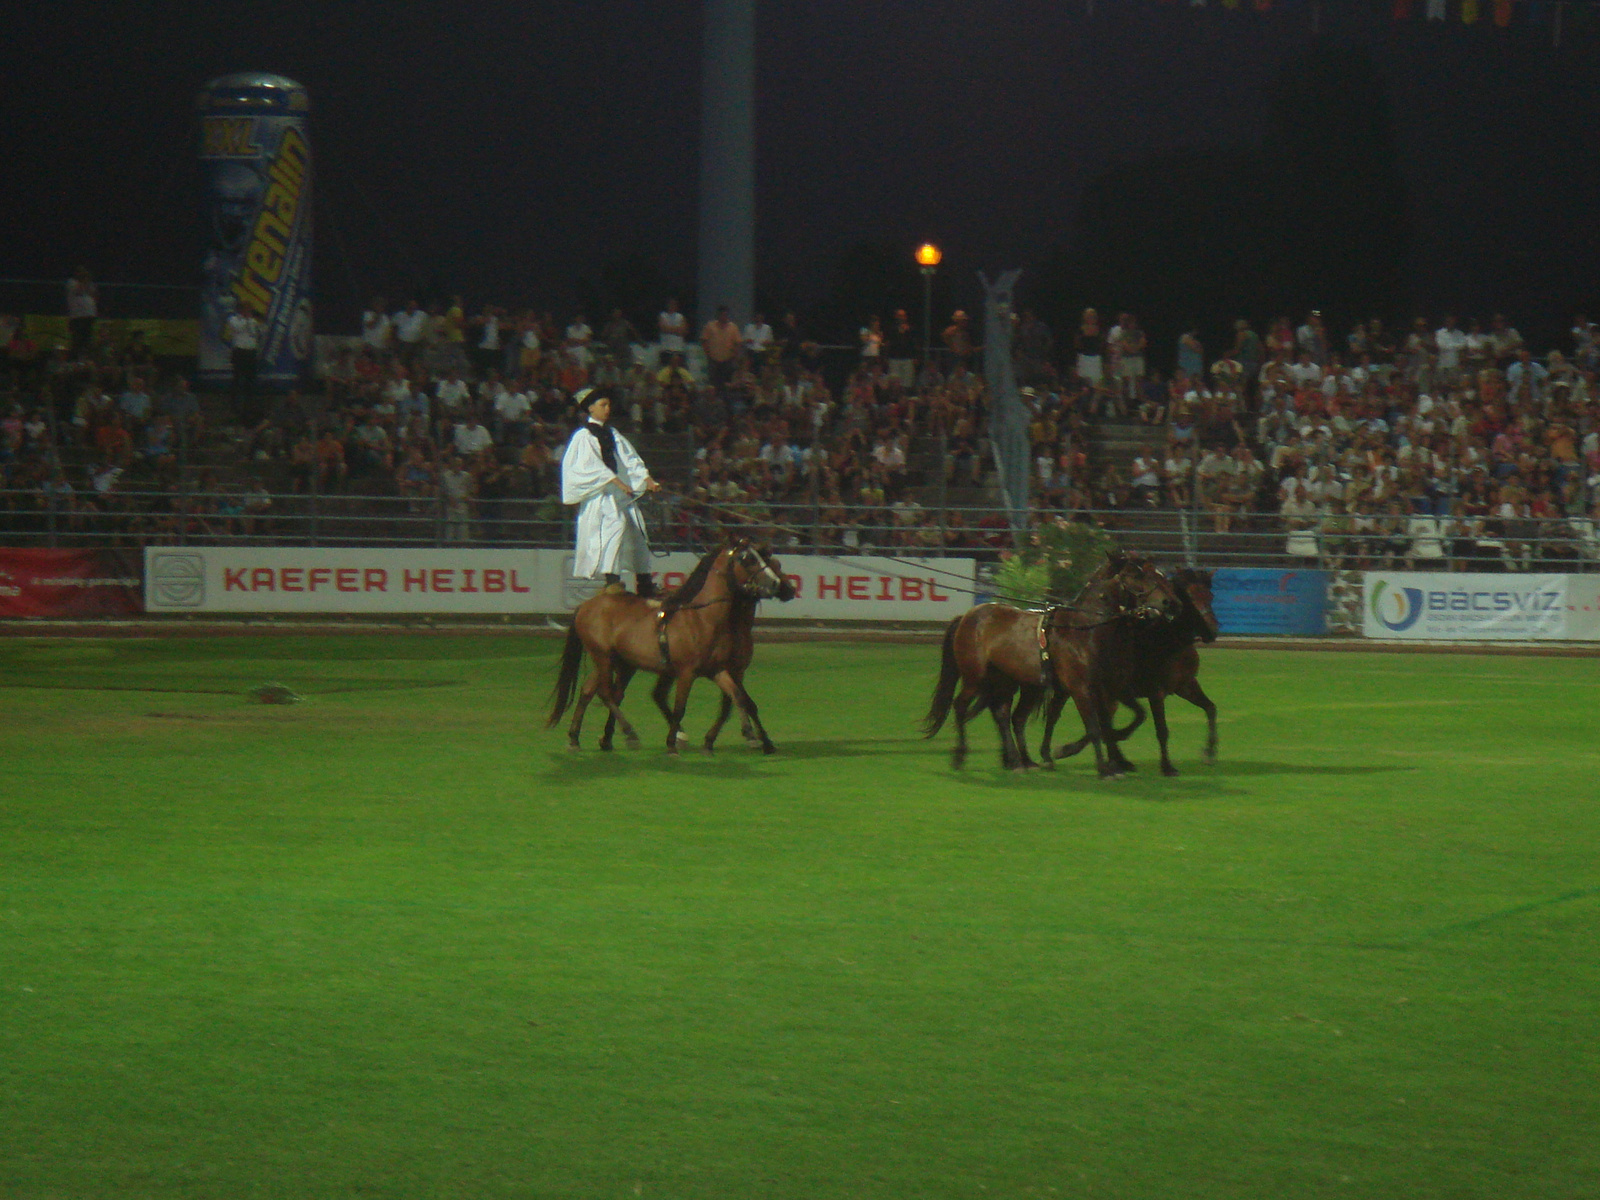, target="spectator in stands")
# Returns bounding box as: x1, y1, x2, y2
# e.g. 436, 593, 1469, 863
885, 309, 918, 387
362, 297, 393, 360
1013, 309, 1055, 389
393, 300, 428, 366
453, 411, 494, 458
1073, 308, 1105, 403
658, 298, 688, 356
66, 267, 98, 356
224, 301, 263, 423
1114, 313, 1147, 412
743, 312, 774, 363
942, 310, 973, 369
701, 305, 742, 390
859, 315, 885, 373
